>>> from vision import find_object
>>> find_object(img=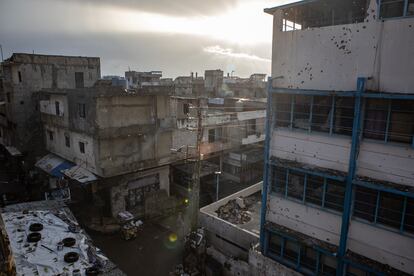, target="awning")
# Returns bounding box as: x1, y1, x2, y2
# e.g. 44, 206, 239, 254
5, 146, 22, 156
35, 154, 74, 178
62, 166, 97, 183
